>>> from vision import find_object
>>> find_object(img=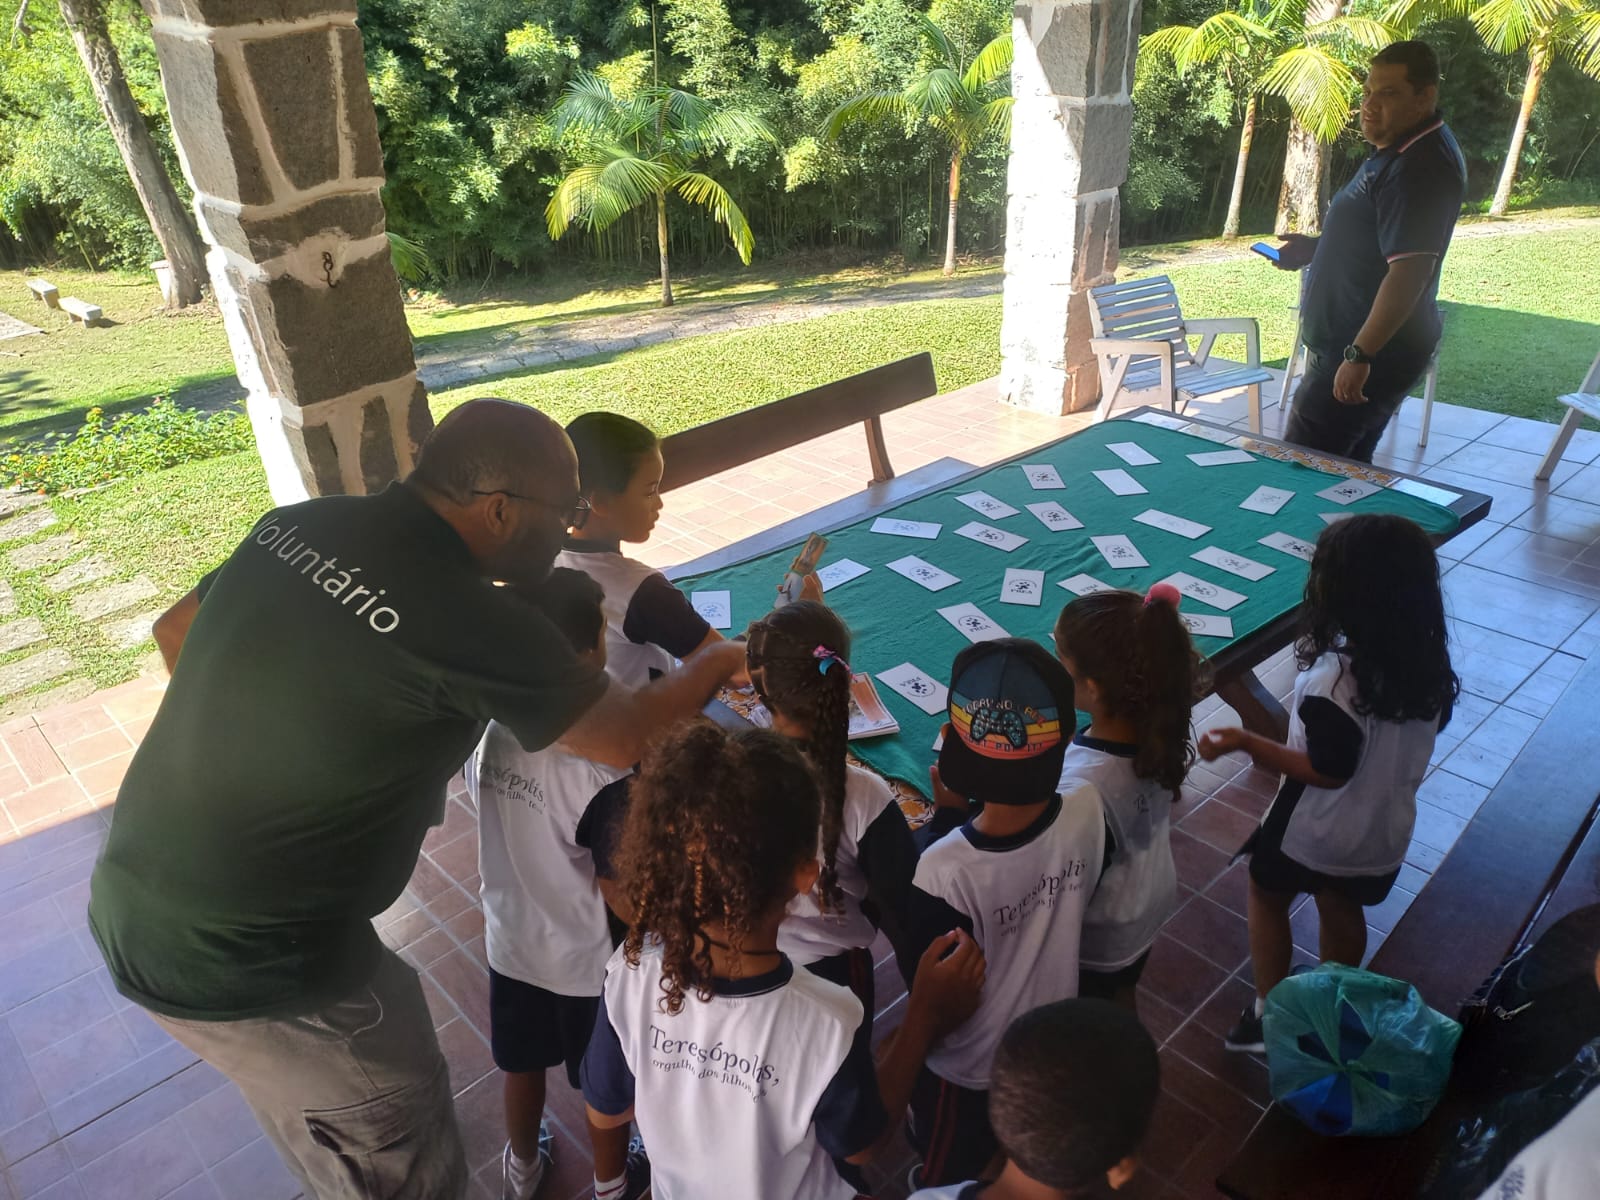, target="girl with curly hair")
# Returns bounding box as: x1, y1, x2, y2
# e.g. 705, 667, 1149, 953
581, 722, 984, 1200
1199, 512, 1459, 1054
746, 602, 919, 1019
